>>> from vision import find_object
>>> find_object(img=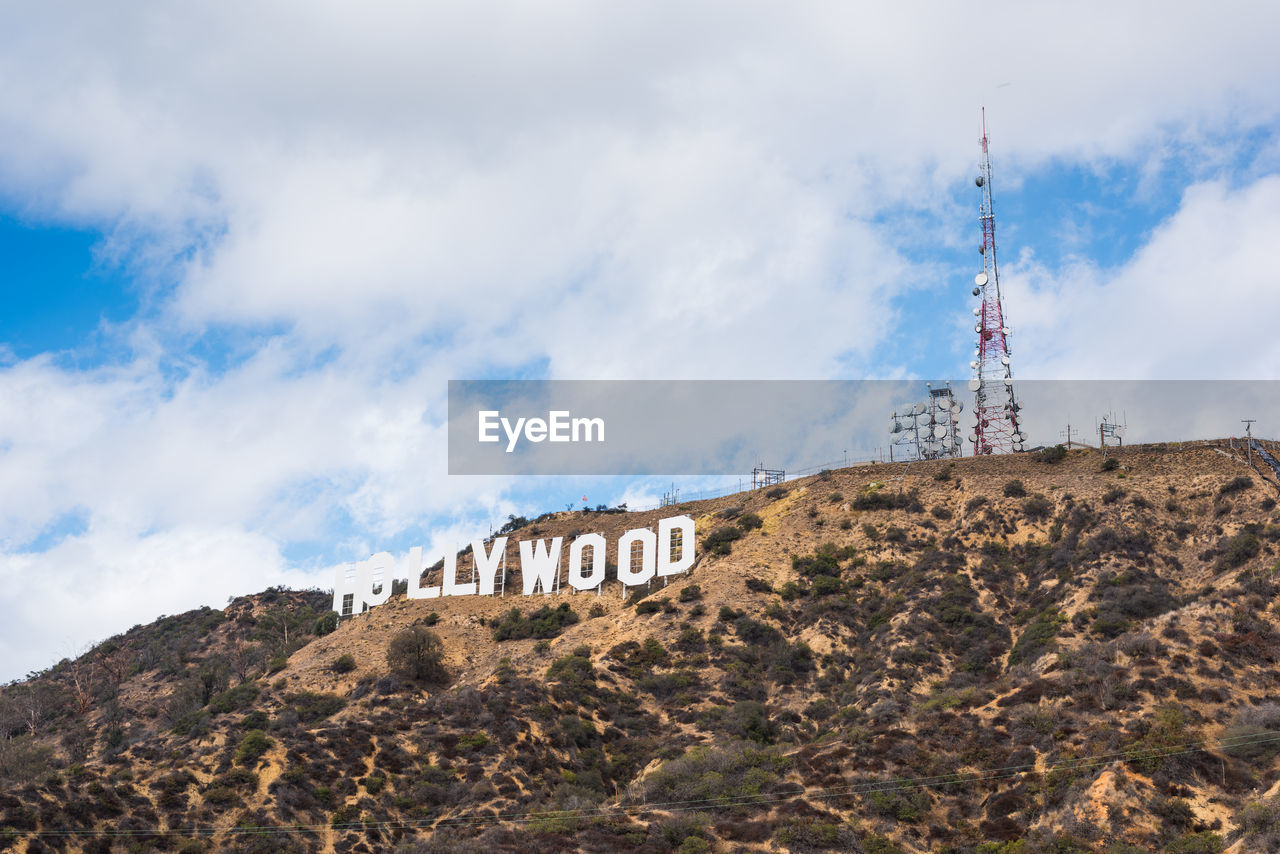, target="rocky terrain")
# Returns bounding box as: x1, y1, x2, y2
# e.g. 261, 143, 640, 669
4, 441, 1280, 853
